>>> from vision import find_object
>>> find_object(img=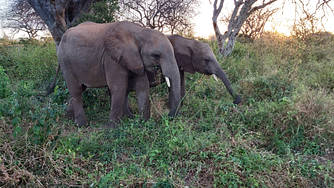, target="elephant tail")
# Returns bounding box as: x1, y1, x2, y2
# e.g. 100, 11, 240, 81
45, 64, 60, 96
